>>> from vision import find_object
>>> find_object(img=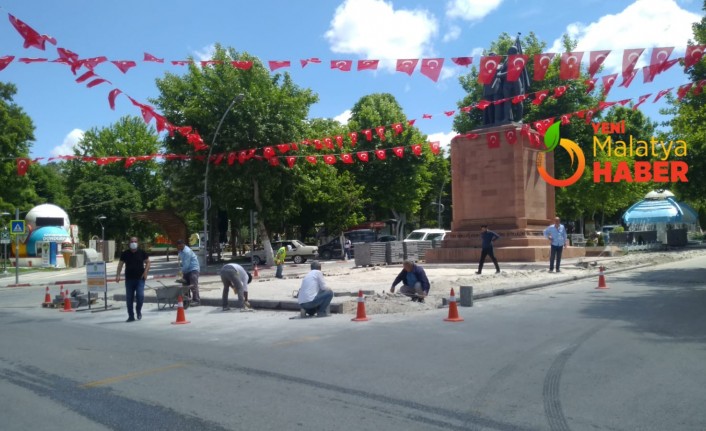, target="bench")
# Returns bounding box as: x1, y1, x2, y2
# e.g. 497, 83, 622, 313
570, 234, 587, 247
